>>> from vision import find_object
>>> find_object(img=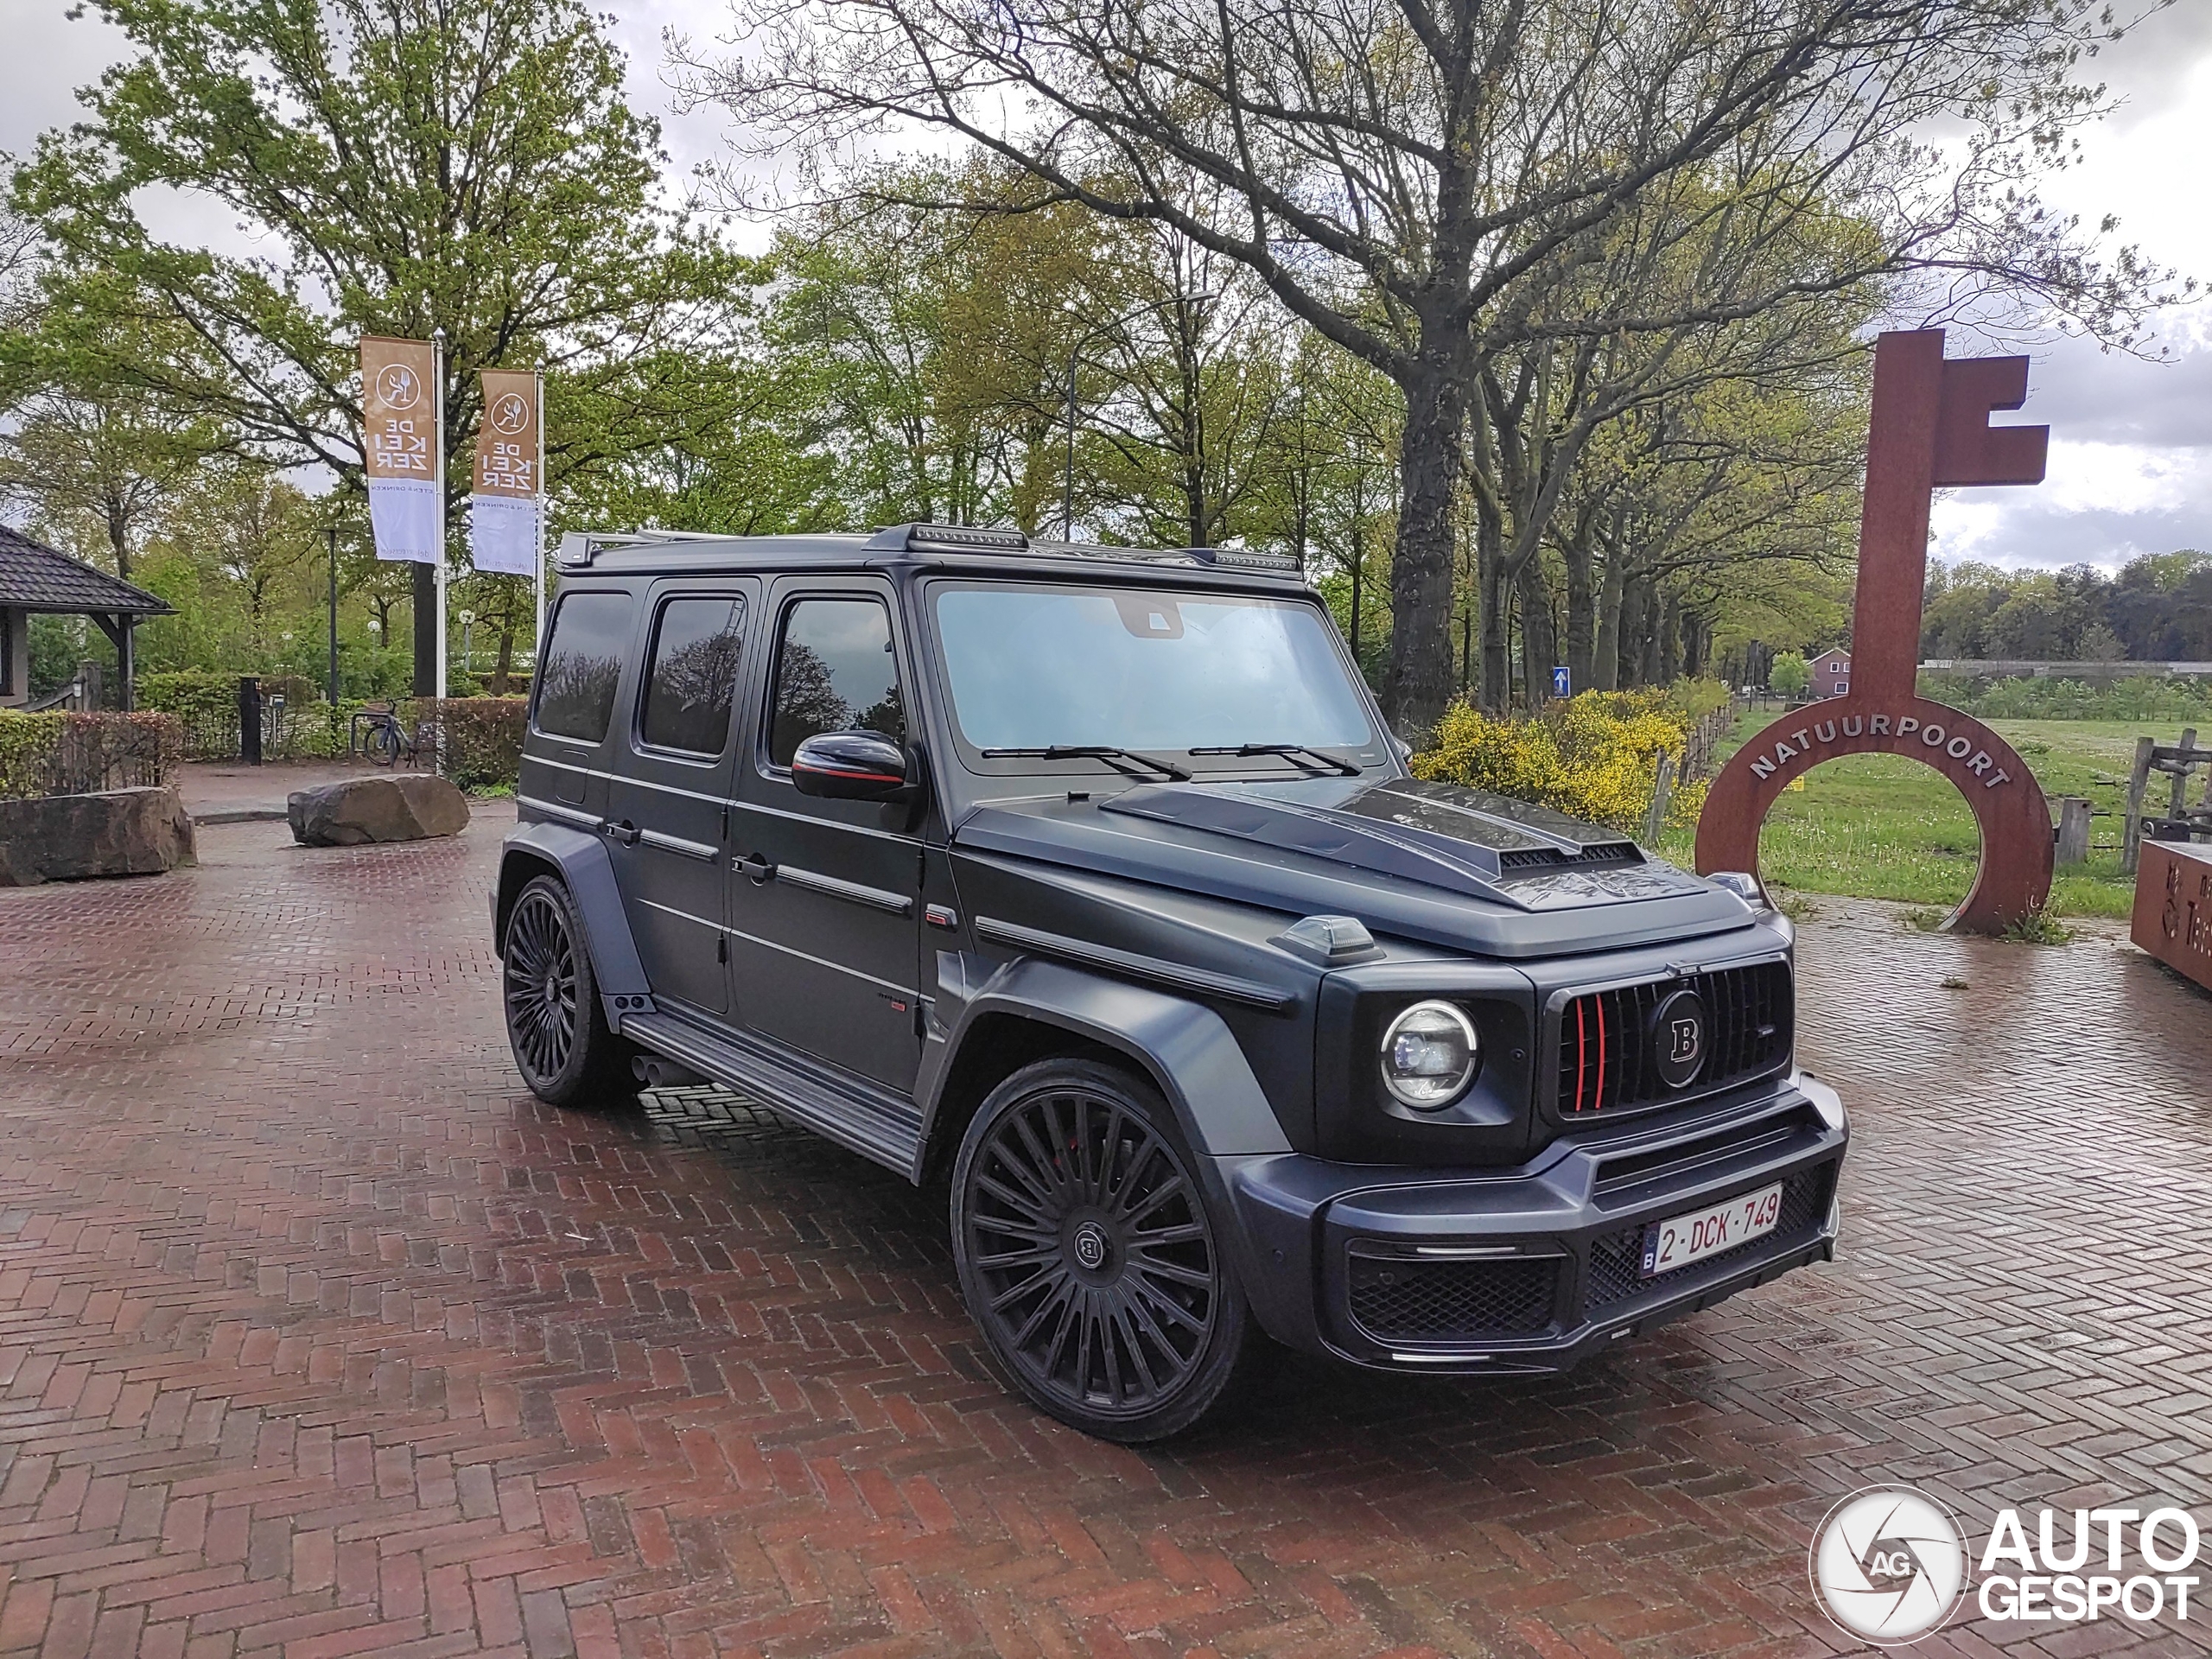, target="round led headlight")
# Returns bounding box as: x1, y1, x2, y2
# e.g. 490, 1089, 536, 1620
1378, 1000, 1480, 1109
